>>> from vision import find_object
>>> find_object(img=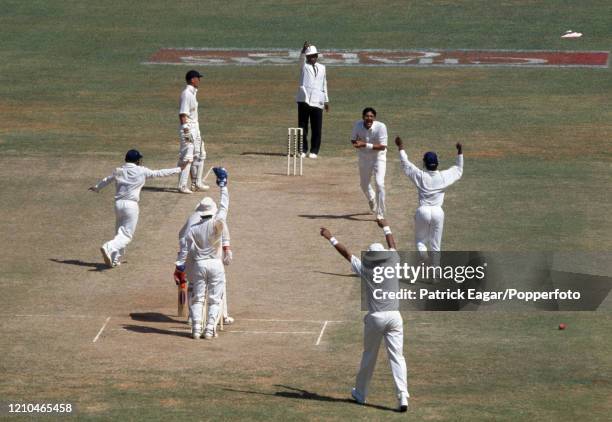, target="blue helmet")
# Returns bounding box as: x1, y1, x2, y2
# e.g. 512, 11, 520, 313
125, 149, 143, 163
